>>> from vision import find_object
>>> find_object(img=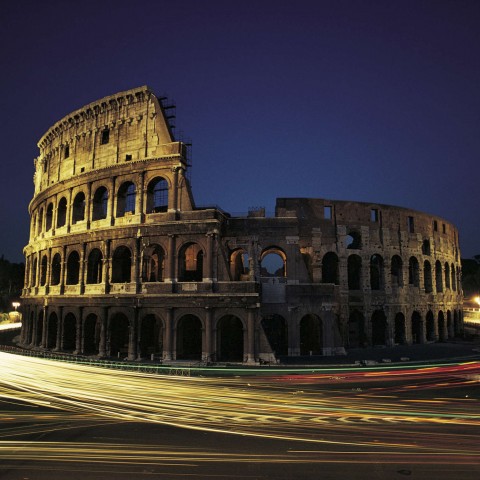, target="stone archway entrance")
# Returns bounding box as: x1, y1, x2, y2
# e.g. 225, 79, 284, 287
109, 313, 130, 358
300, 314, 323, 355
176, 315, 202, 360
217, 315, 244, 362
